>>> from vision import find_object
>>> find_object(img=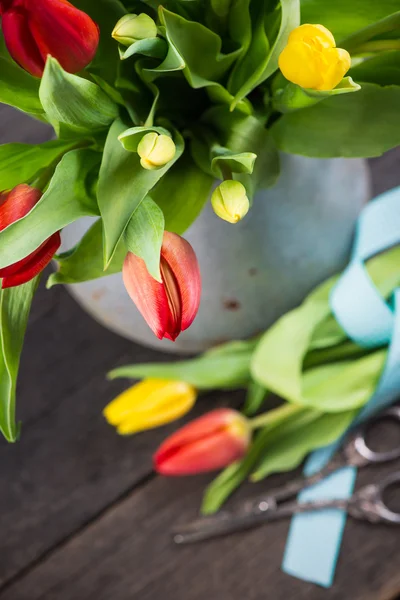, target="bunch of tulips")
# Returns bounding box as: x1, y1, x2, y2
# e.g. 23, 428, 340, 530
0, 0, 399, 444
